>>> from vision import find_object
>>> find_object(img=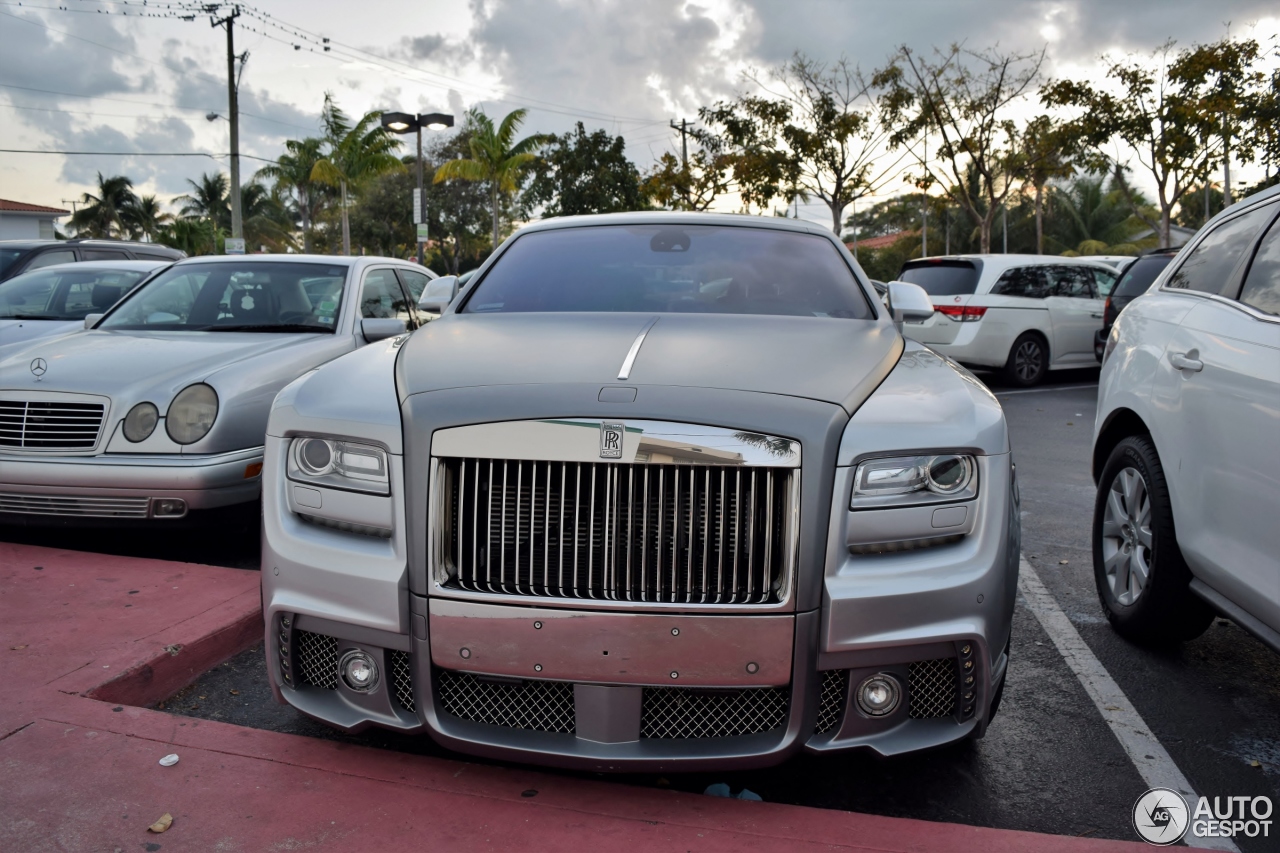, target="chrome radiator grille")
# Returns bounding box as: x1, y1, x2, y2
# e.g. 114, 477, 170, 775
0, 399, 105, 450
908, 658, 958, 719
438, 458, 795, 605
